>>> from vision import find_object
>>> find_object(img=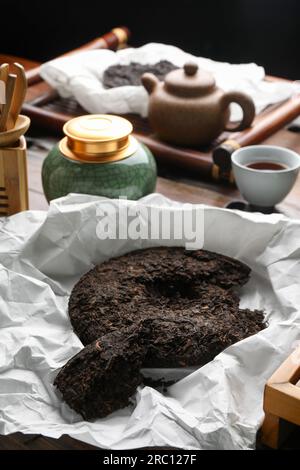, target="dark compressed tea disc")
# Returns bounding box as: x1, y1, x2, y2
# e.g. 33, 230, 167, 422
55, 247, 266, 419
